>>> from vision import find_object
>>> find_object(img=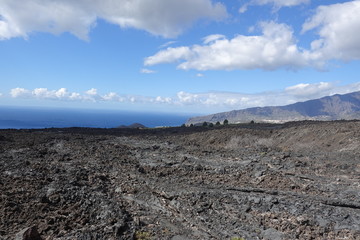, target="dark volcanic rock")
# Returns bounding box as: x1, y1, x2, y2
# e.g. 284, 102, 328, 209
15, 226, 42, 240
1, 121, 360, 239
